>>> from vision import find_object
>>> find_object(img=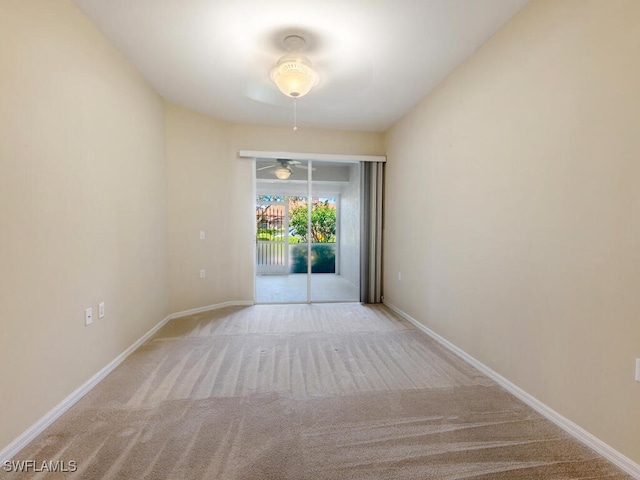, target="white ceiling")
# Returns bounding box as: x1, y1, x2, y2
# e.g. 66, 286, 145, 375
72, 0, 528, 132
